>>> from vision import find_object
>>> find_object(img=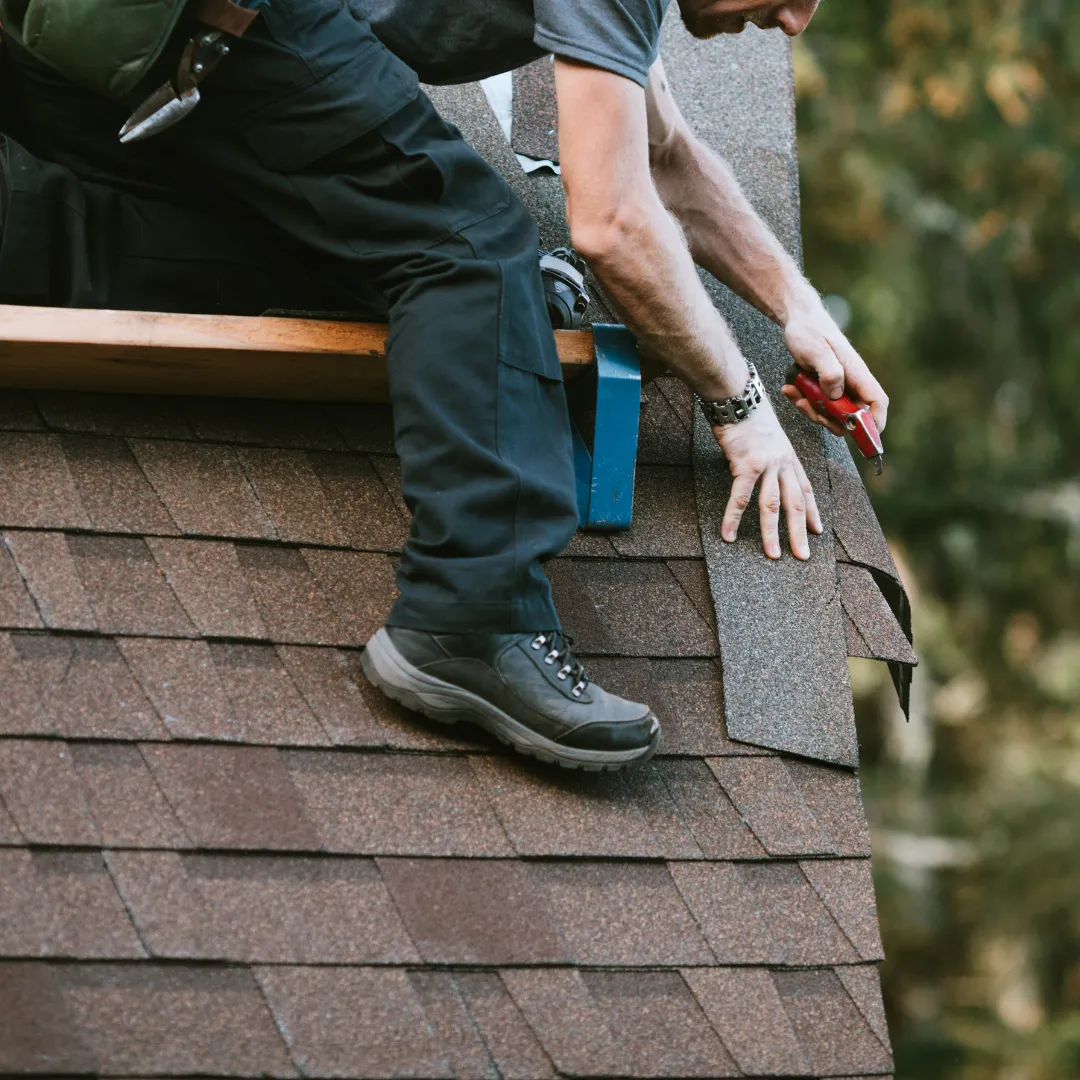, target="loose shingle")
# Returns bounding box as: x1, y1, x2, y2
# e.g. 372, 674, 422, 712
0, 850, 145, 958
611, 466, 703, 558
110, 852, 418, 964
68, 534, 195, 636
237, 446, 341, 545
535, 862, 714, 966
409, 972, 500, 1080
0, 739, 99, 845
287, 751, 511, 856
378, 858, 568, 964
0, 432, 88, 528
787, 760, 872, 857
470, 754, 666, 858
0, 539, 42, 628
236, 544, 347, 644
301, 548, 398, 645
209, 643, 329, 746
547, 559, 718, 656
61, 434, 179, 534
836, 965, 893, 1053
256, 966, 451, 1079
118, 637, 233, 741
501, 969, 631, 1079
684, 967, 810, 1077
70, 743, 190, 848
773, 968, 894, 1077
455, 972, 556, 1080
147, 538, 267, 638
4, 530, 96, 628
827, 457, 901, 581
129, 439, 276, 539
801, 859, 885, 961
709, 756, 834, 856
839, 562, 918, 665
142, 744, 318, 850
58, 964, 296, 1077
671, 861, 860, 965
0, 963, 97, 1073
309, 450, 411, 549
657, 759, 767, 859
581, 971, 739, 1078
34, 391, 192, 438
1, 633, 65, 734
